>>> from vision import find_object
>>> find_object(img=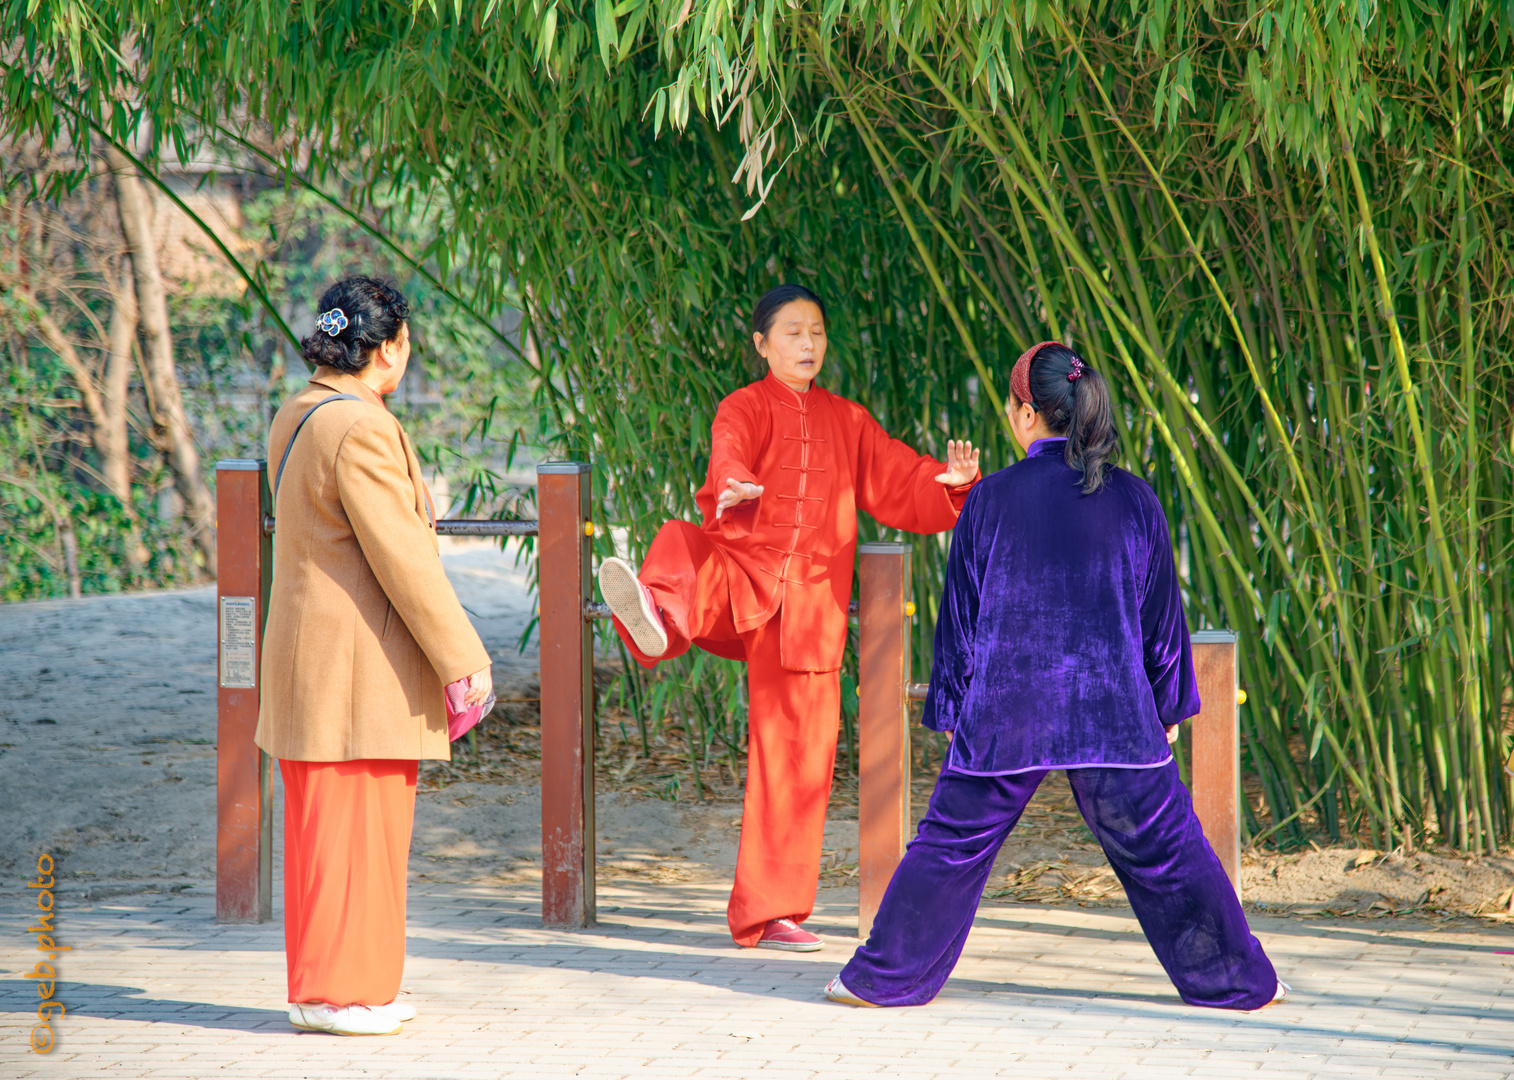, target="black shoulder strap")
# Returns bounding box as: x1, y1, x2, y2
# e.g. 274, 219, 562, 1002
273, 394, 362, 506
